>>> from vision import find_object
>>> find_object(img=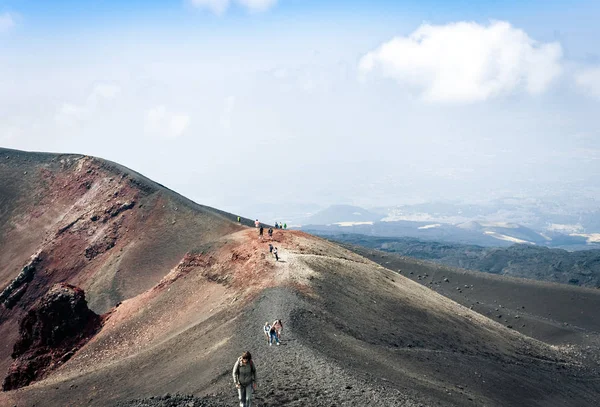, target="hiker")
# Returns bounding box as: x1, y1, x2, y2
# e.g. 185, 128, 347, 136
263, 322, 271, 344
269, 243, 273, 253
268, 227, 273, 239
259, 225, 264, 240
269, 324, 280, 346
232, 351, 257, 407
274, 222, 278, 229
254, 219, 260, 228
237, 216, 241, 223
283, 223, 287, 230
273, 319, 283, 339
273, 247, 279, 261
